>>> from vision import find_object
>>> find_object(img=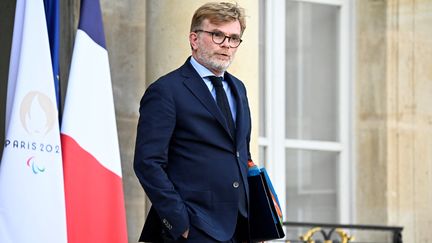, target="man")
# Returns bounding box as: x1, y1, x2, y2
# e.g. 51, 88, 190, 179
134, 2, 252, 242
